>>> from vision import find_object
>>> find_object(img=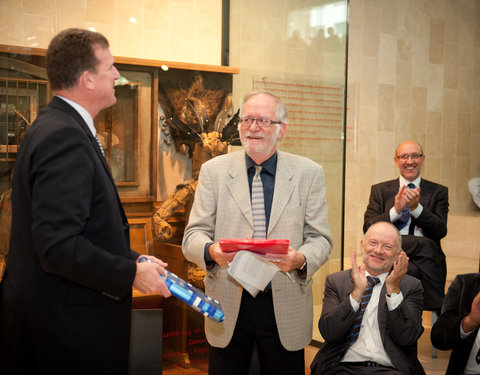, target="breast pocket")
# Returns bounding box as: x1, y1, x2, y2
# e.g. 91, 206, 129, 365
284, 195, 304, 243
